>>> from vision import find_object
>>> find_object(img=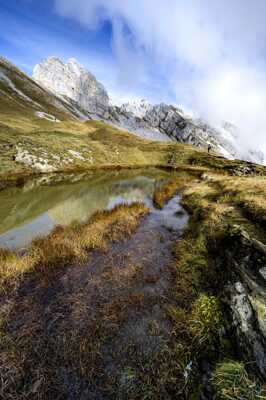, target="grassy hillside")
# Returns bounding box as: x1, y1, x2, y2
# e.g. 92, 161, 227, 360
0, 56, 82, 121
1, 116, 265, 189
